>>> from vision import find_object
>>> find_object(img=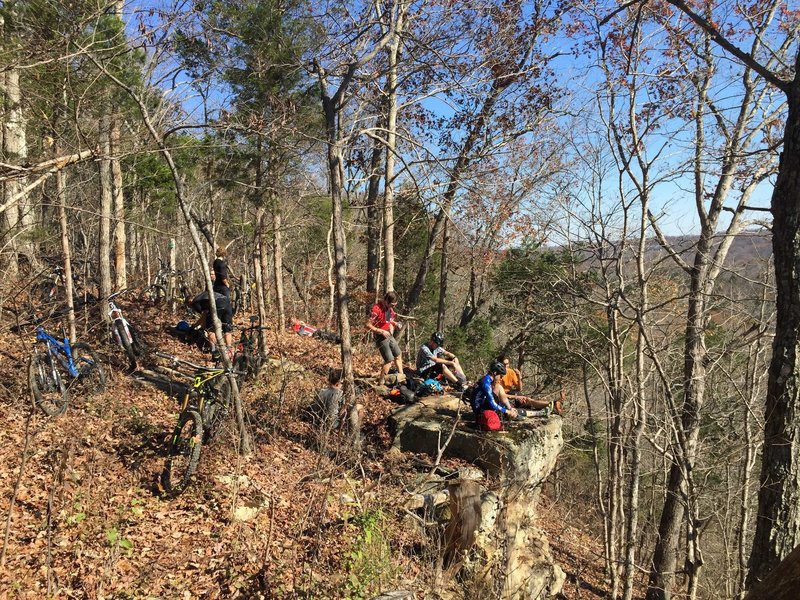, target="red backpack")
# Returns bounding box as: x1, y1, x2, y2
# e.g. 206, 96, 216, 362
477, 410, 503, 431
